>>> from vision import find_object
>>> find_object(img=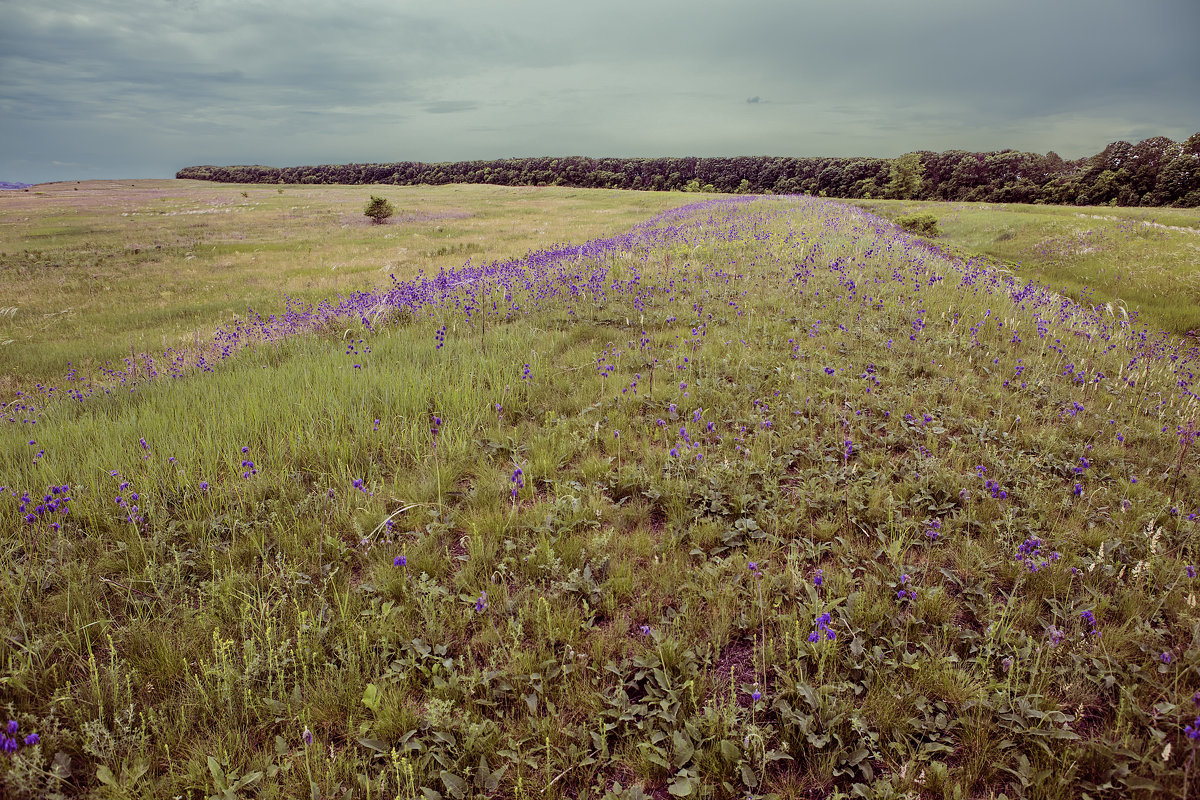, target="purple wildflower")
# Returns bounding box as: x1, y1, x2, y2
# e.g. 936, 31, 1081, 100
809, 612, 835, 642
